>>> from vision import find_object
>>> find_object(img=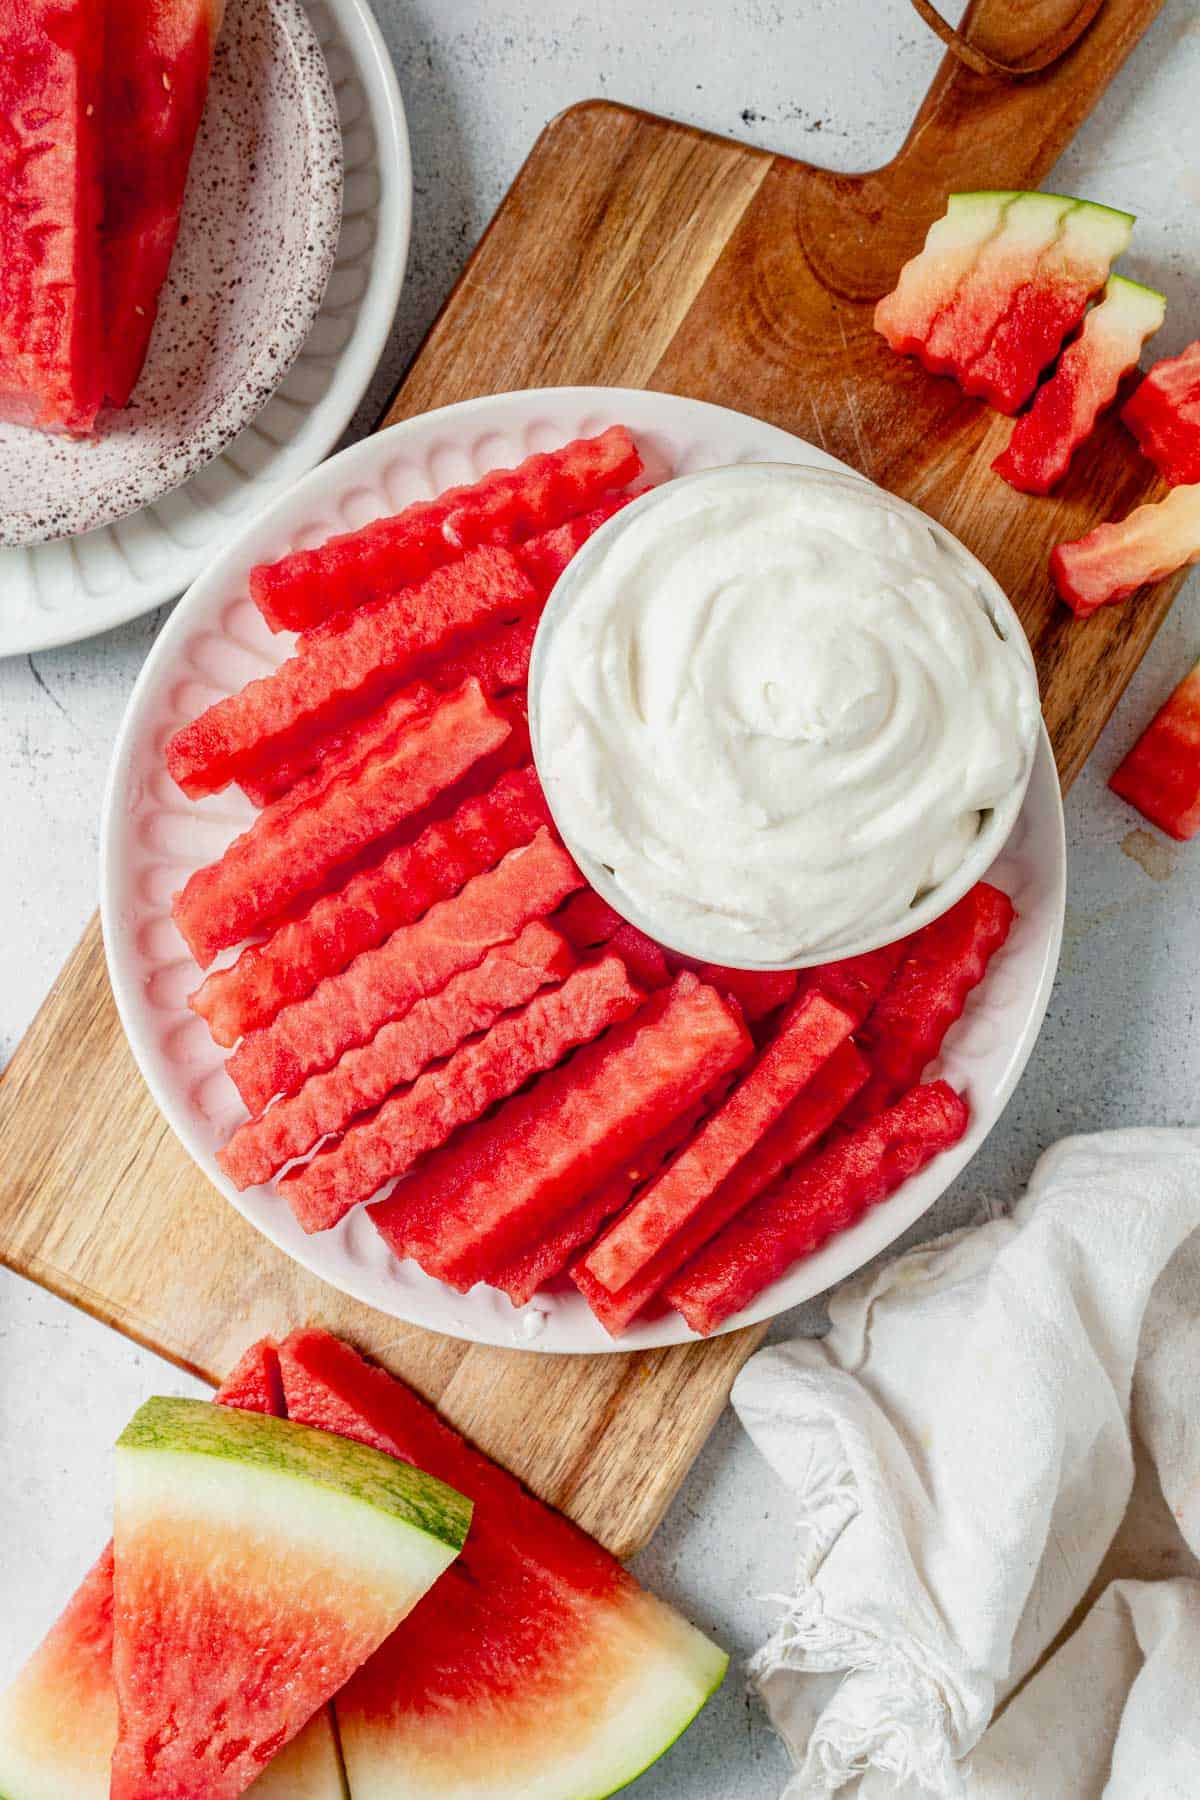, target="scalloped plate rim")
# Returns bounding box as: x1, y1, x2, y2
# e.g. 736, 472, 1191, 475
99, 385, 1067, 1354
